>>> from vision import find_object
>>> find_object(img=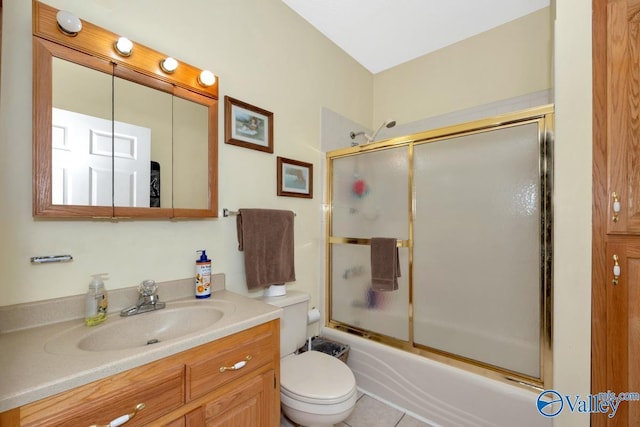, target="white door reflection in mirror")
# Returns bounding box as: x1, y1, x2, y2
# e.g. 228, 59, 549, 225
52, 108, 151, 207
